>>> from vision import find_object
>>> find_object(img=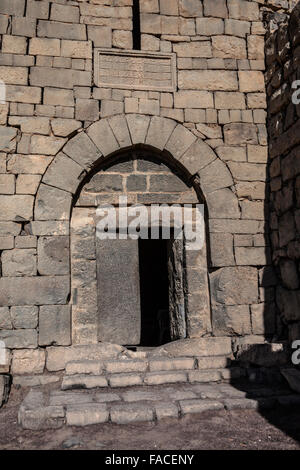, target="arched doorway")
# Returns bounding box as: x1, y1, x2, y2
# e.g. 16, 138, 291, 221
71, 146, 210, 347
